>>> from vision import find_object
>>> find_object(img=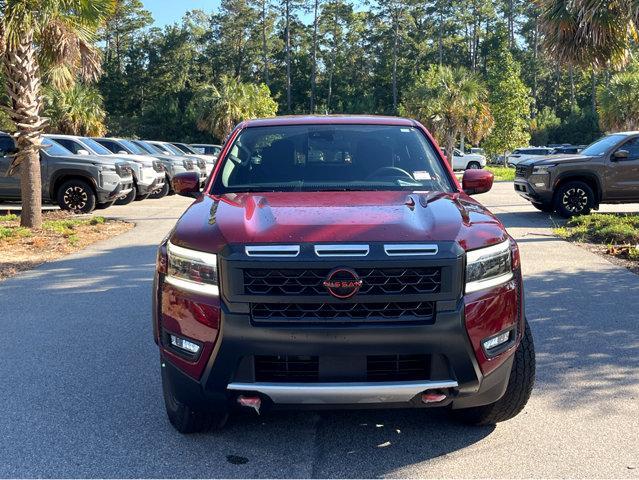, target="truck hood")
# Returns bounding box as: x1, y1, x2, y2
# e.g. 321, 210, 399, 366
519, 154, 593, 167
170, 191, 508, 254
108, 153, 154, 166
